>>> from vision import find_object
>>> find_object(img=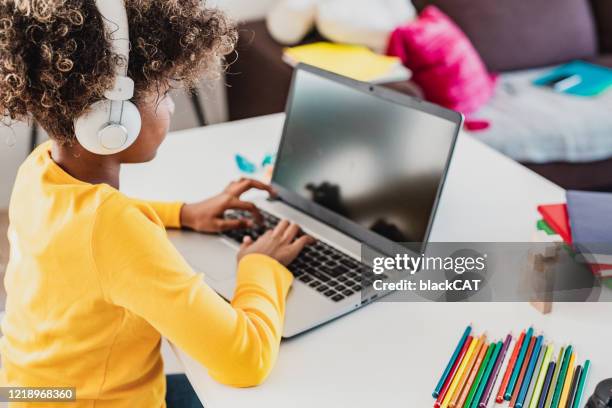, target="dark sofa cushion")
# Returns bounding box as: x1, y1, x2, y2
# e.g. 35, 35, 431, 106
590, 0, 612, 53
594, 54, 612, 68
411, 0, 598, 72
